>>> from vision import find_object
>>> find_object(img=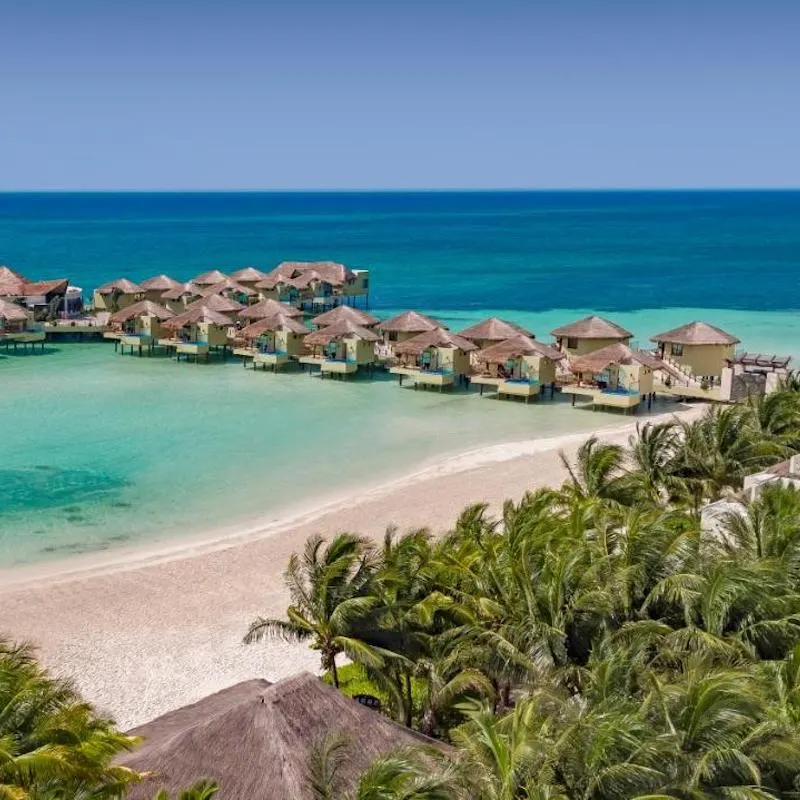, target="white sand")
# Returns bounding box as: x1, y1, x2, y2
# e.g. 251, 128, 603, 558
1, 404, 702, 729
